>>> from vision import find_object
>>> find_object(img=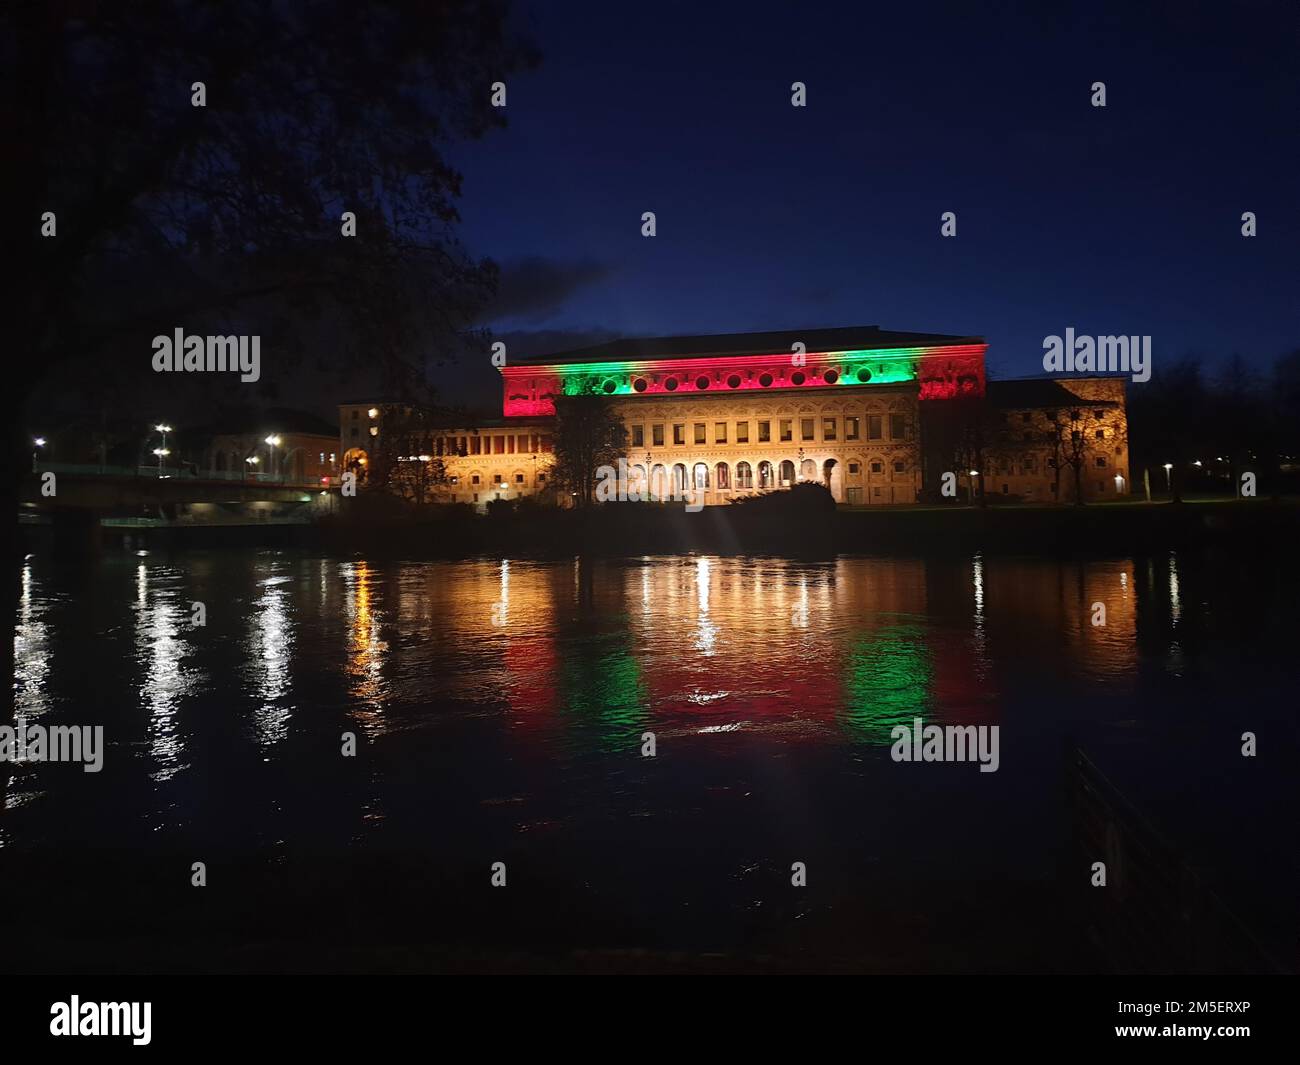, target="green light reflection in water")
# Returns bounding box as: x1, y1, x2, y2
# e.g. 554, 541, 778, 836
841, 622, 934, 744
559, 634, 648, 752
